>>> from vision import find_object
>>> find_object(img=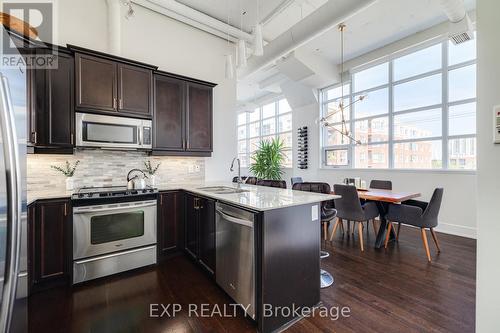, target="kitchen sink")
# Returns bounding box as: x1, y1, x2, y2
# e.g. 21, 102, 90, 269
197, 186, 249, 194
